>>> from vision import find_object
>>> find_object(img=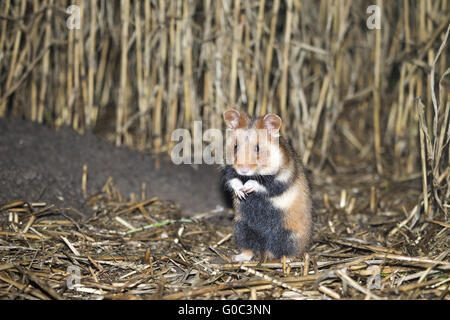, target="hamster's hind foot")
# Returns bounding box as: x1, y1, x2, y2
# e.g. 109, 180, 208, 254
232, 250, 254, 262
